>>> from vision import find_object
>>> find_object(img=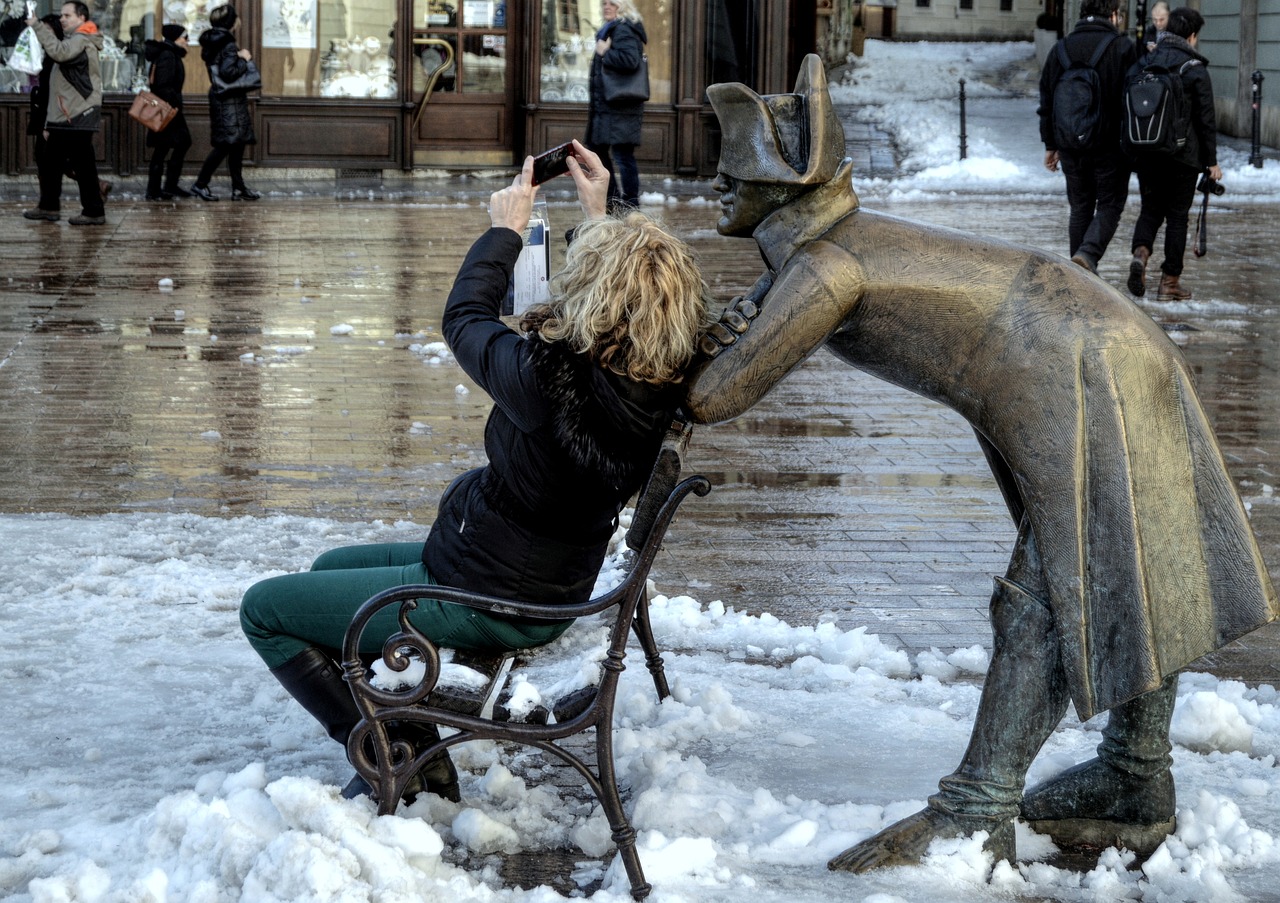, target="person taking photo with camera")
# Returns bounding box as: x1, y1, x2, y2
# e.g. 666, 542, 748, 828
1125, 7, 1222, 302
